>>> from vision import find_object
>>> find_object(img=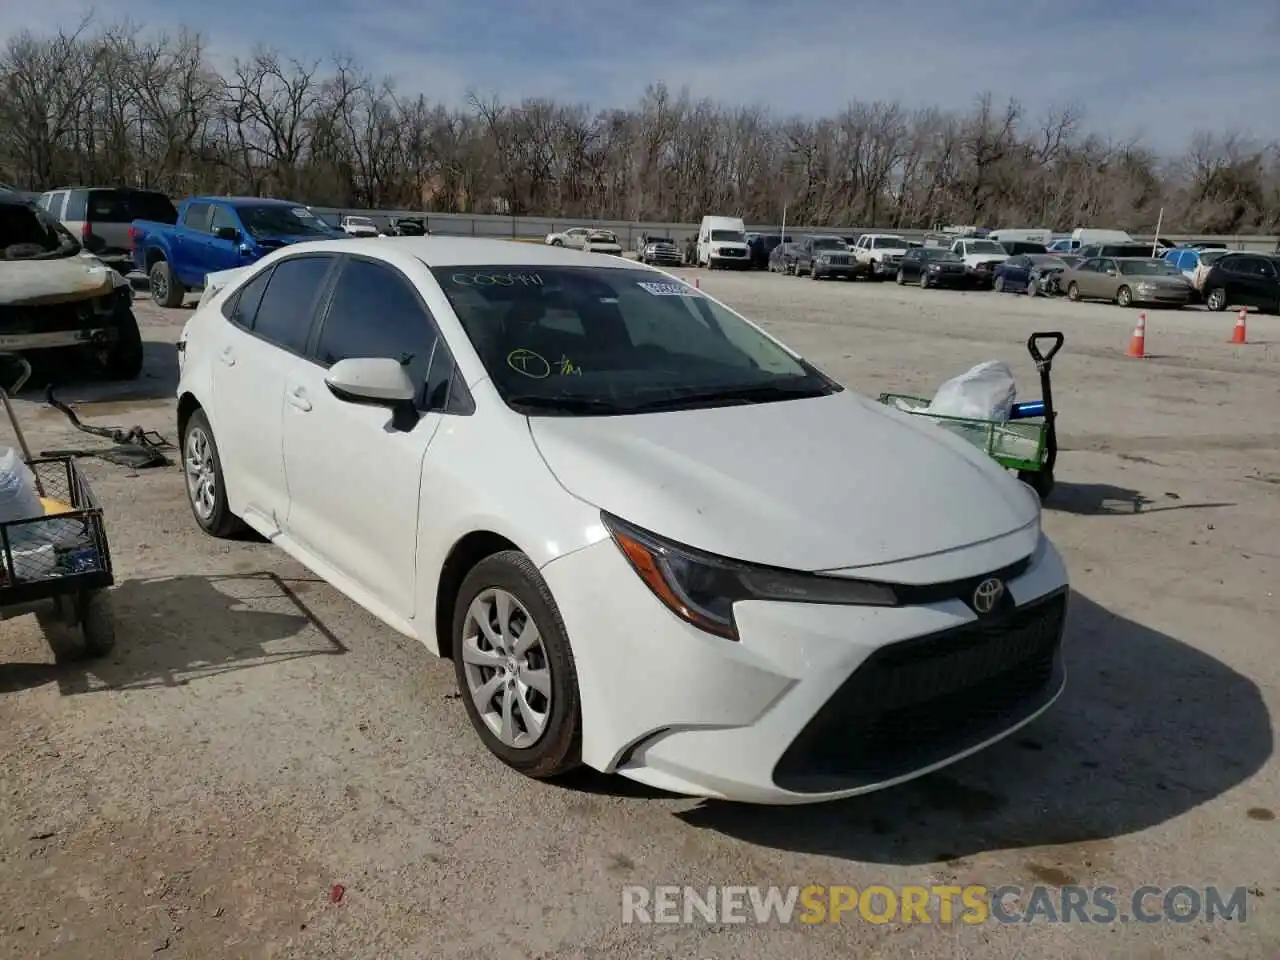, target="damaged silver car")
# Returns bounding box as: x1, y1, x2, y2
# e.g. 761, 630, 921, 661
0, 189, 142, 381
